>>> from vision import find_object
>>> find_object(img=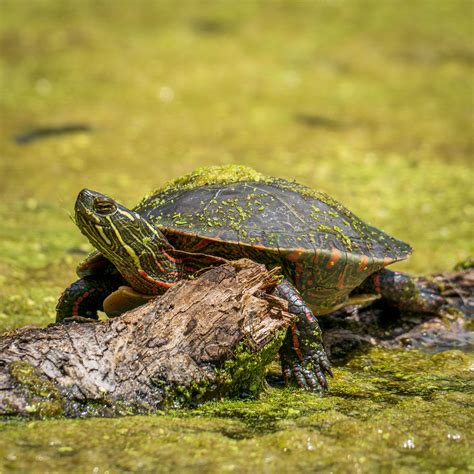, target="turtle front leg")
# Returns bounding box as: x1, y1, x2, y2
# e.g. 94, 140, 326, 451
364, 268, 446, 313
274, 280, 332, 392
56, 275, 125, 323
